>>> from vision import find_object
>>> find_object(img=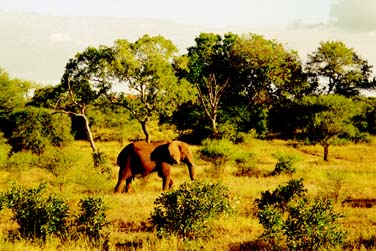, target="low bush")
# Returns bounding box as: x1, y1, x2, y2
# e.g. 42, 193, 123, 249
92, 150, 111, 174
33, 147, 77, 177
1, 184, 110, 245
255, 178, 346, 251
150, 181, 233, 239
233, 151, 261, 177
271, 152, 298, 176
75, 196, 110, 244
200, 139, 236, 166
2, 183, 70, 240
